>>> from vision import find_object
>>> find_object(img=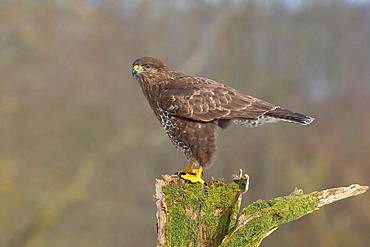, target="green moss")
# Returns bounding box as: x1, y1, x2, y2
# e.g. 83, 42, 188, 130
161, 179, 242, 246
219, 193, 320, 247
162, 180, 203, 247
161, 178, 321, 247
200, 180, 241, 246
228, 193, 242, 233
